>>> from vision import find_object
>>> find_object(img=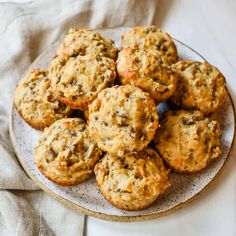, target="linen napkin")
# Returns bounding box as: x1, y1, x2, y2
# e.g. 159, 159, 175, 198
0, 0, 159, 235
